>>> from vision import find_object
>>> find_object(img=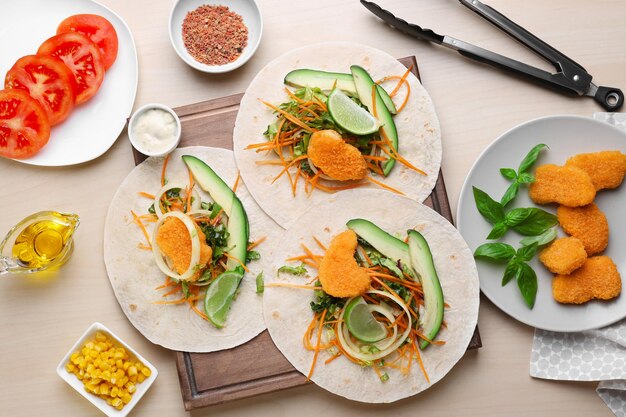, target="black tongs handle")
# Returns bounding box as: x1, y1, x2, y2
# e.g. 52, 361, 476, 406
459, 0, 589, 85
